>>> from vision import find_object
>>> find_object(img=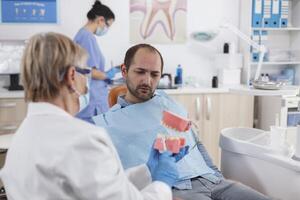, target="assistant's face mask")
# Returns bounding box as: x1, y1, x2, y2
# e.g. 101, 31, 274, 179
95, 25, 108, 36
74, 78, 90, 113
